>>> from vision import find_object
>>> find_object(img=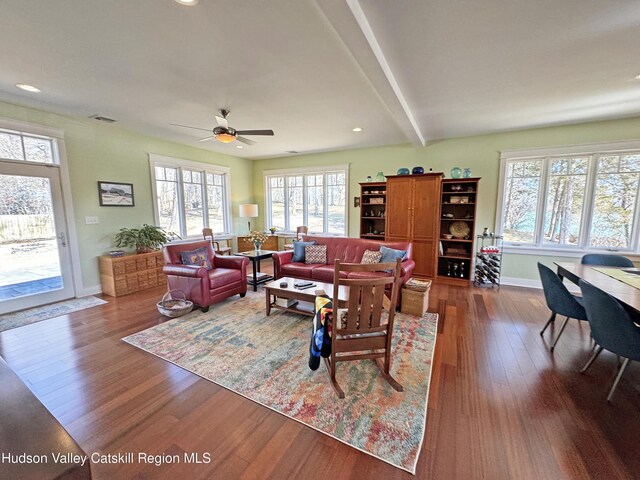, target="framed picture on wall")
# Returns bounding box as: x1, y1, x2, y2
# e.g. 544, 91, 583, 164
98, 181, 135, 207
